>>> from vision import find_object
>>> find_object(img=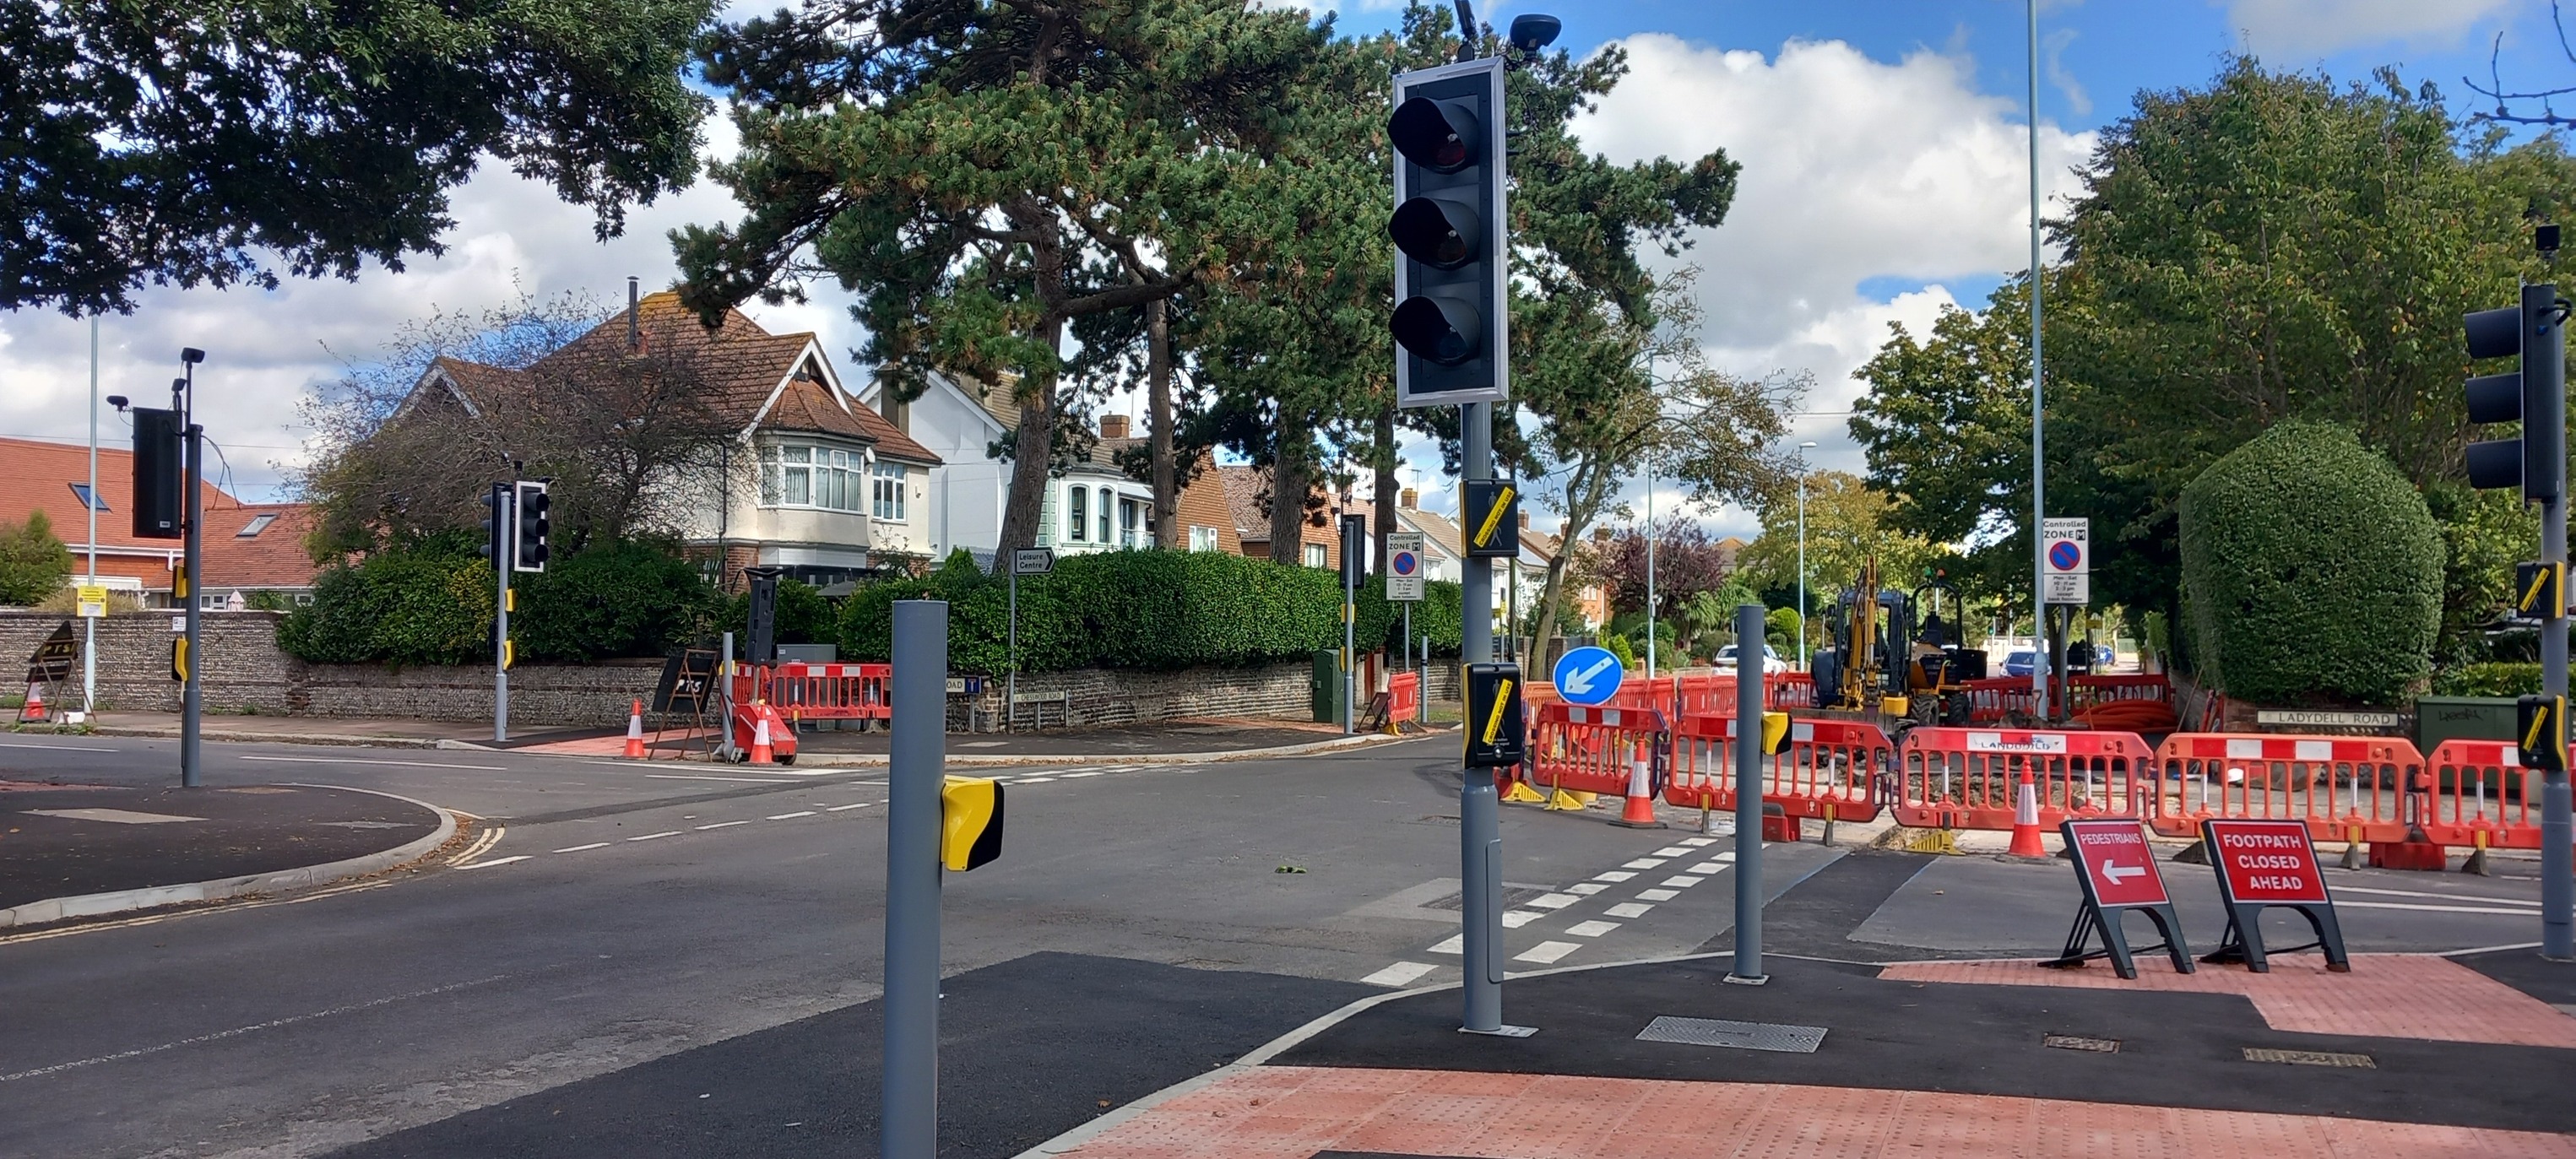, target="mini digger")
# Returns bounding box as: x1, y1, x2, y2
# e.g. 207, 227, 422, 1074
1810, 562, 1985, 727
